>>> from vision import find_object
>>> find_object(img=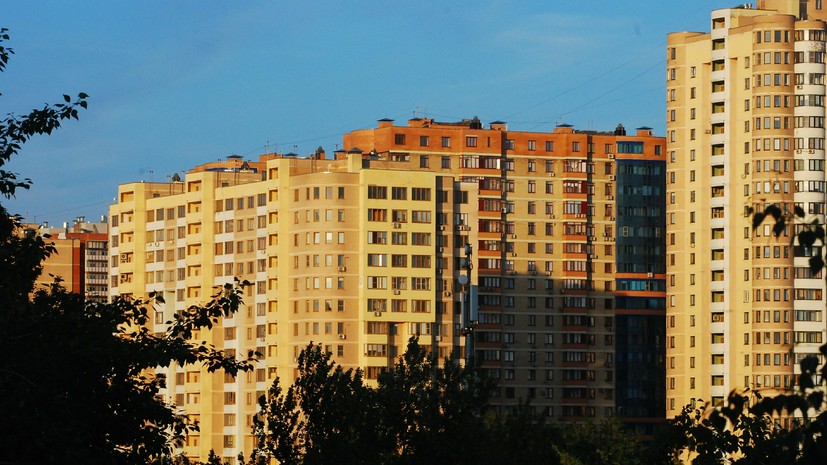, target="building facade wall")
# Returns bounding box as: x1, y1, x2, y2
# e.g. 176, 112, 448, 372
110, 119, 666, 460
667, 0, 827, 416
